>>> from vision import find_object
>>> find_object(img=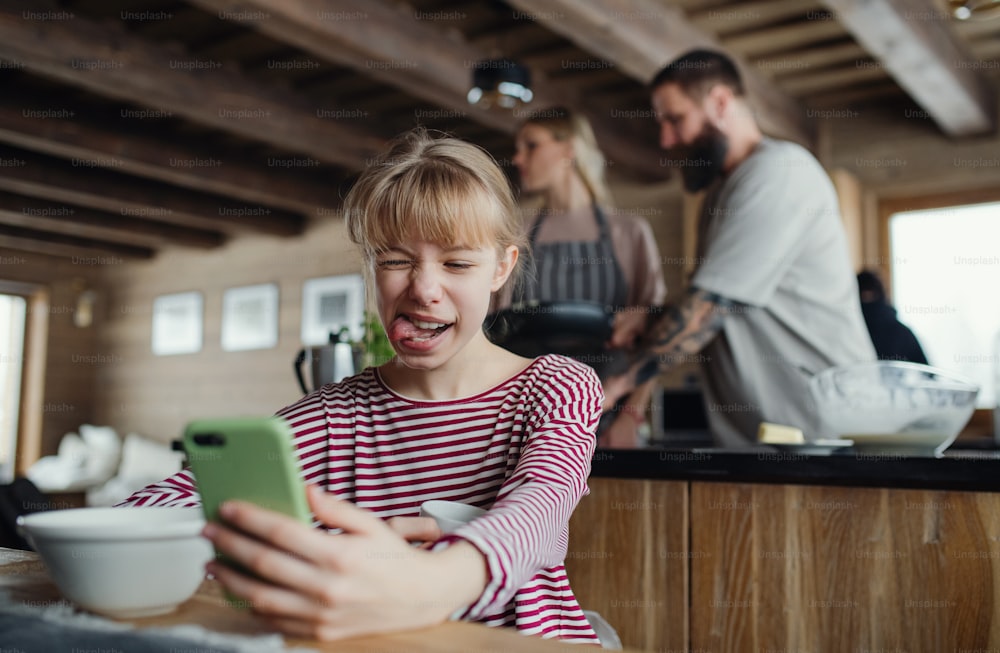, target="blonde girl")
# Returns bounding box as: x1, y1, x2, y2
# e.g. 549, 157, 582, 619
121, 129, 604, 644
